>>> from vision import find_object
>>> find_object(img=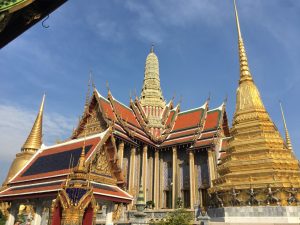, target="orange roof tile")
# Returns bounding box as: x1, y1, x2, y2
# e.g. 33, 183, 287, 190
172, 108, 204, 131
